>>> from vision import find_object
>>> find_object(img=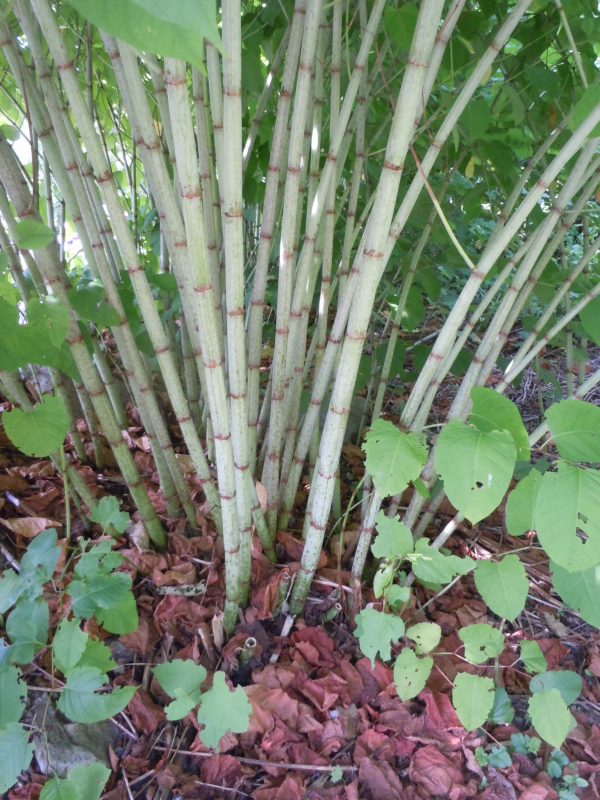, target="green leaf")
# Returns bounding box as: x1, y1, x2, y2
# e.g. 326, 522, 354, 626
373, 561, 395, 599
20, 529, 61, 589
0, 124, 20, 142
528, 689, 574, 749
68, 571, 132, 620
452, 673, 495, 731
545, 400, 600, 463
371, 512, 413, 560
0, 723, 34, 793
469, 387, 530, 461
580, 295, 600, 345
329, 765, 343, 784
505, 469, 542, 537
534, 463, 600, 572
53, 619, 89, 674
26, 297, 69, 347
165, 688, 200, 721
6, 599, 49, 664
3, 396, 69, 457
153, 659, 207, 720
435, 421, 516, 524
67, 284, 121, 328
551, 561, 600, 628
459, 623, 504, 664
363, 420, 427, 498
529, 671, 582, 706
490, 688, 515, 724
197, 672, 251, 750
40, 762, 110, 800
569, 84, 600, 137
520, 640, 547, 674
76, 639, 117, 674
40, 778, 79, 800
383, 4, 418, 51
0, 665, 27, 725
393, 647, 433, 701
474, 555, 529, 620
57, 667, 136, 723
67, 762, 110, 800
384, 584, 411, 609
65, 0, 220, 70
405, 622, 441, 655
411, 539, 474, 585
0, 571, 23, 614
14, 220, 55, 250
354, 607, 405, 666
95, 591, 138, 635
89, 496, 130, 535
74, 542, 123, 578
